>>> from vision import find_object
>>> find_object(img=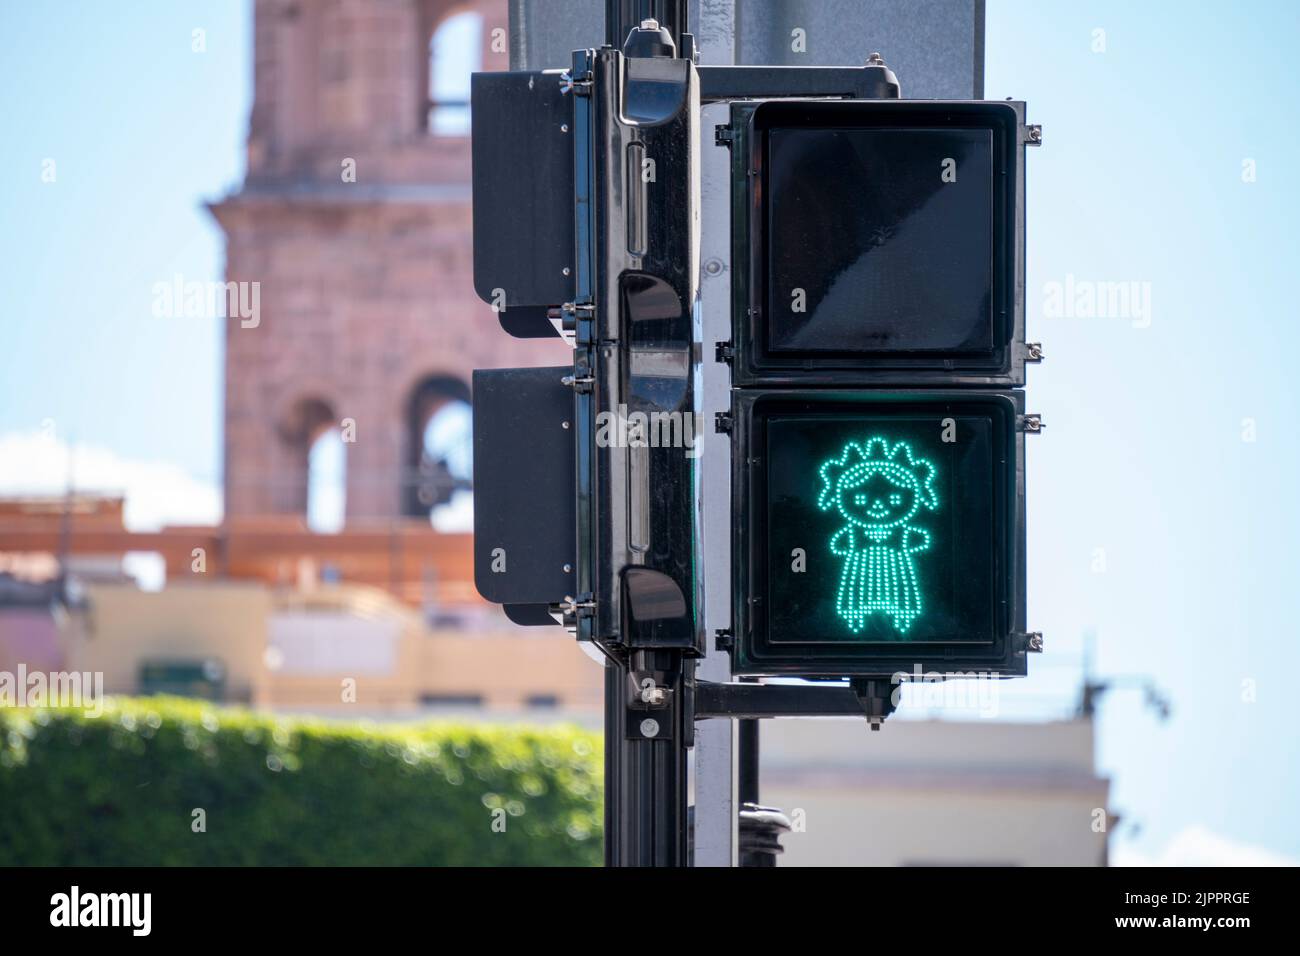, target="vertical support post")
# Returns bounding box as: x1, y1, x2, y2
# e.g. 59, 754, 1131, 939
691, 0, 739, 867
585, 11, 699, 868
693, 90, 739, 867
604, 655, 691, 866
603, 663, 625, 865
738, 716, 759, 805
